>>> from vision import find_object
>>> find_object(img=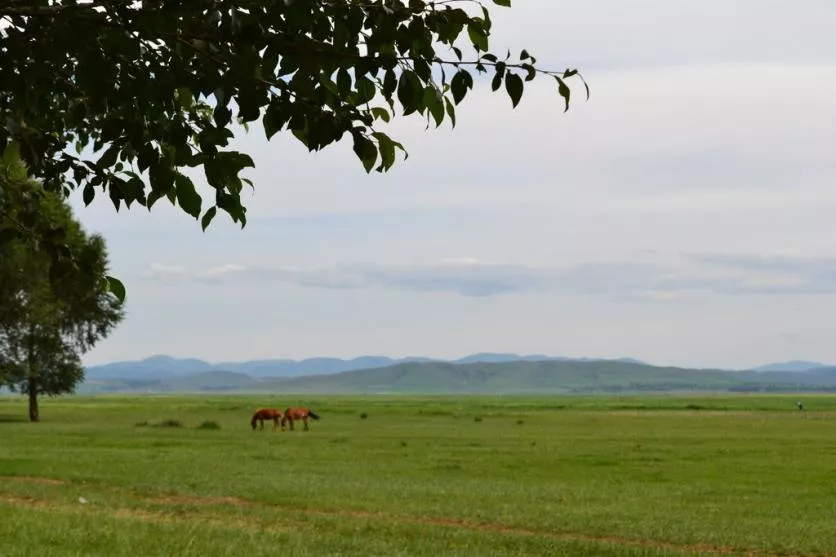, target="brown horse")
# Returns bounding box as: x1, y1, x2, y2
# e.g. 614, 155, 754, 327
251, 408, 283, 430
280, 407, 320, 431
